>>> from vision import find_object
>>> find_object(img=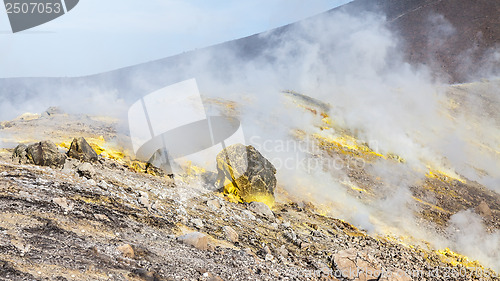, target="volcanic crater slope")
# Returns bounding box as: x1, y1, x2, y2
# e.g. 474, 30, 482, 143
0, 109, 498, 280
